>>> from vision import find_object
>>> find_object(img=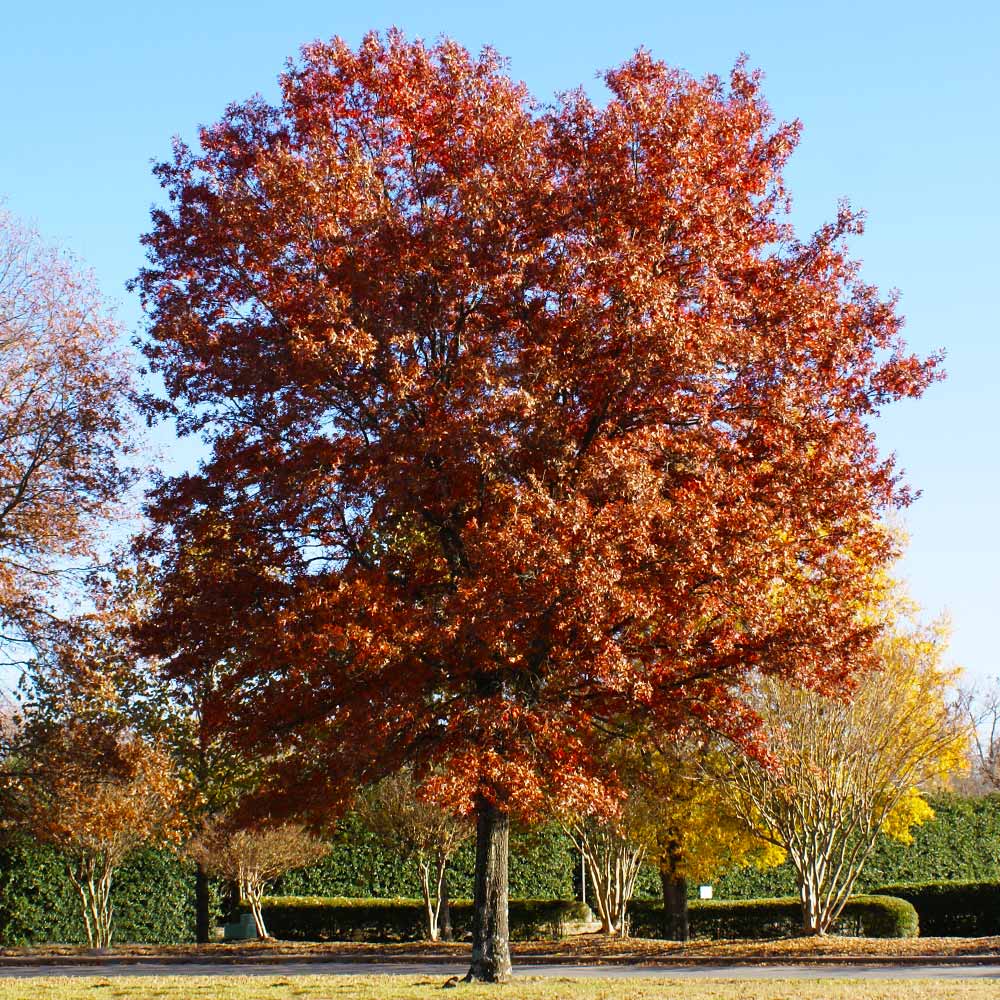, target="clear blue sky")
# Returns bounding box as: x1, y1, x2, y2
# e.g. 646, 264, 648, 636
2, 1, 997, 679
